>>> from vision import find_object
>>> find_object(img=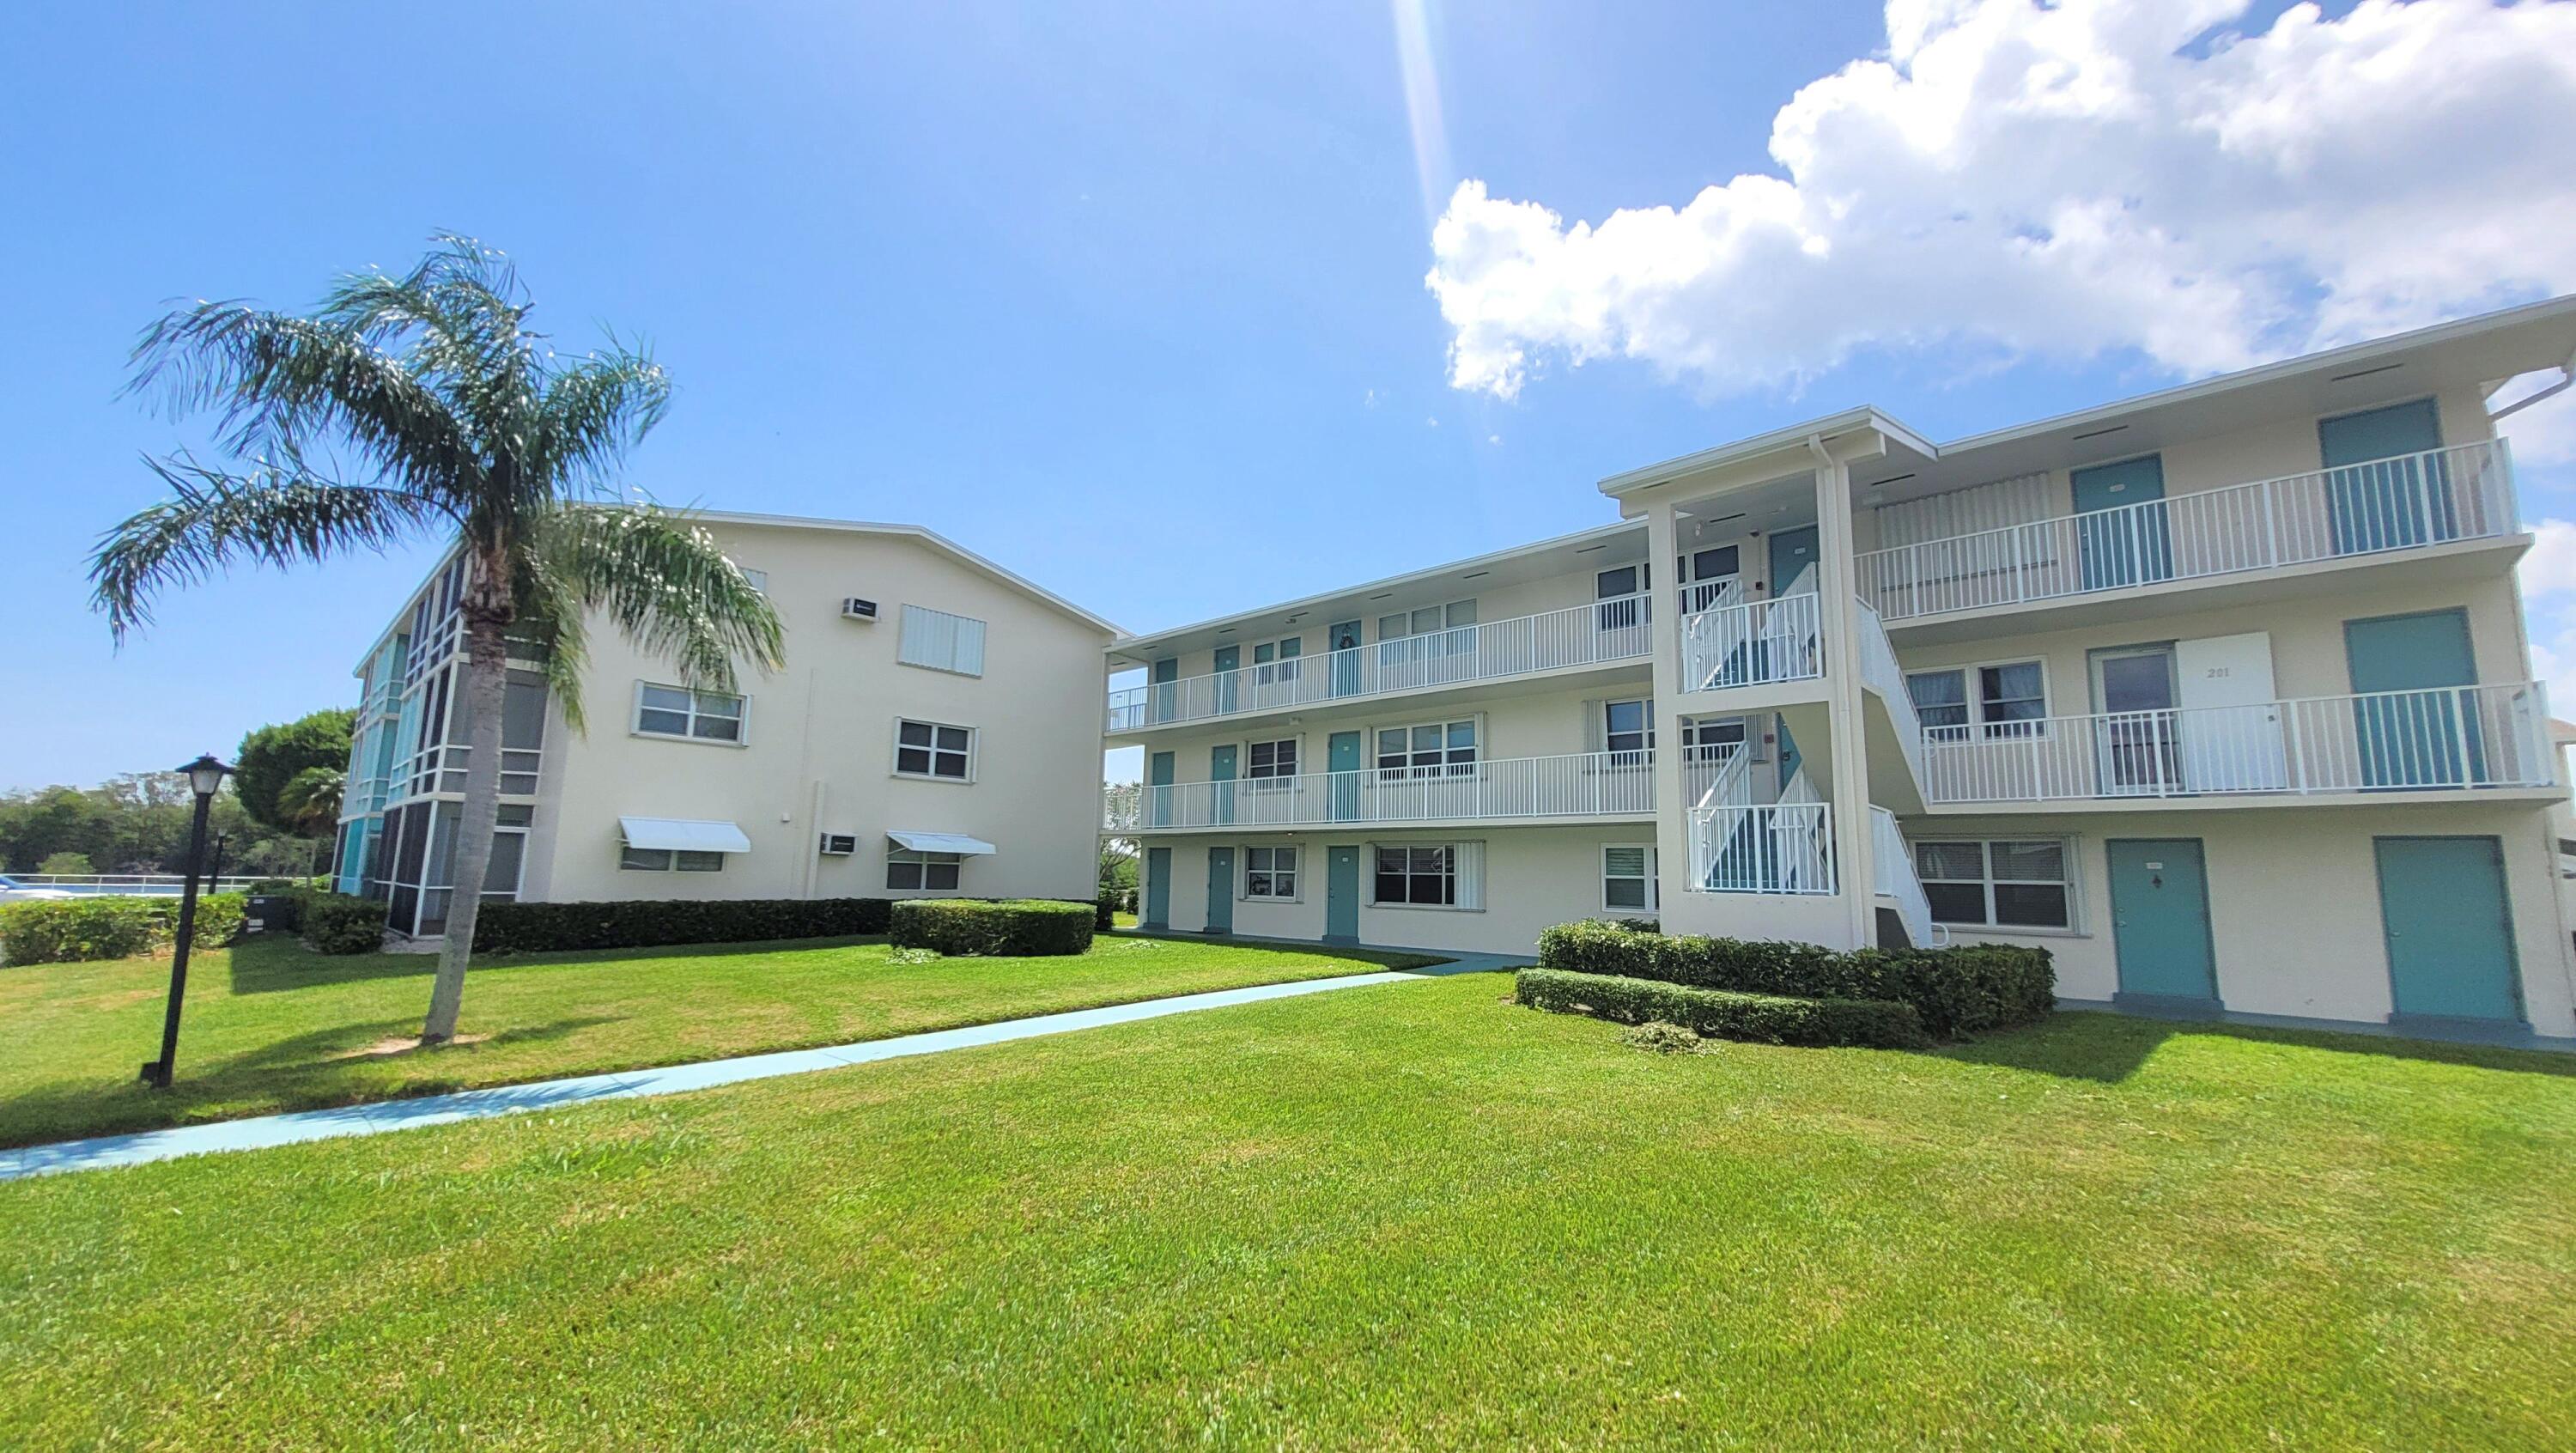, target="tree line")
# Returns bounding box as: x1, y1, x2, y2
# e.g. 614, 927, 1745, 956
1, 708, 355, 878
